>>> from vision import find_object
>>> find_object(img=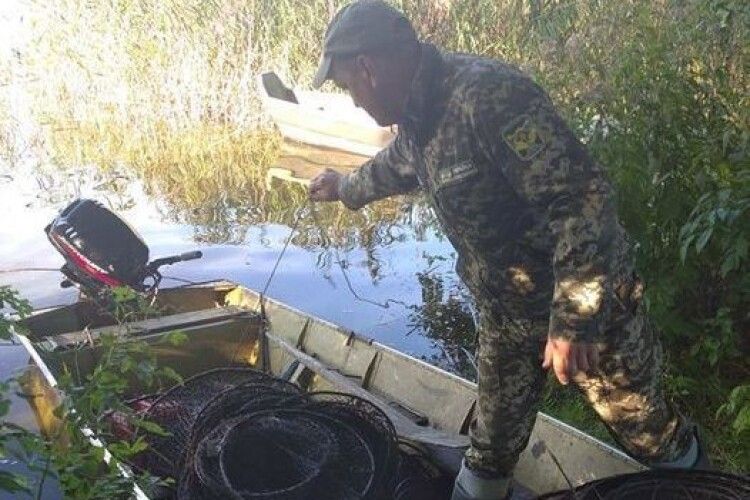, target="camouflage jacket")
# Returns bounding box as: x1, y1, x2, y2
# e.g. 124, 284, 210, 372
338, 43, 637, 342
